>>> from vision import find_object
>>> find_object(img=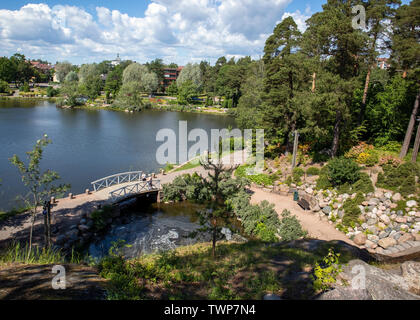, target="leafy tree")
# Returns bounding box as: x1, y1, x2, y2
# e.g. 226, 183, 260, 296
142, 72, 159, 95
9, 135, 70, 253
78, 63, 100, 84
0, 56, 17, 83
54, 61, 74, 83
64, 71, 79, 82
79, 73, 103, 100
177, 80, 199, 105
146, 59, 165, 92
0, 80, 10, 93
60, 80, 80, 107
177, 63, 203, 90
166, 82, 178, 96
114, 81, 144, 110
10, 54, 34, 87
122, 63, 148, 84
